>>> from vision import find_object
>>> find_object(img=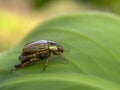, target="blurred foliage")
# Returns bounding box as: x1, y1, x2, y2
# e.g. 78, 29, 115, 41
76, 0, 120, 14
0, 11, 33, 52
2, 0, 120, 52
30, 0, 120, 14
30, 0, 53, 10
29, 0, 120, 14
77, 0, 113, 7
